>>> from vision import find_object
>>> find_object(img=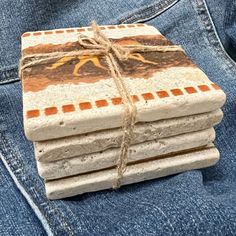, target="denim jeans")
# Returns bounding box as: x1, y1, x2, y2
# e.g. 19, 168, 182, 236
0, 0, 236, 235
